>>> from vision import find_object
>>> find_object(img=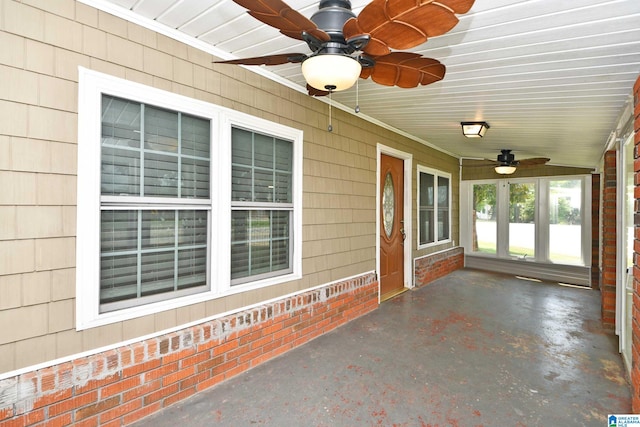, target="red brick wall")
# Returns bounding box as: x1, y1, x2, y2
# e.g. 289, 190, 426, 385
632, 75, 640, 412
0, 273, 378, 426
591, 173, 601, 289
601, 150, 617, 328
414, 247, 464, 287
